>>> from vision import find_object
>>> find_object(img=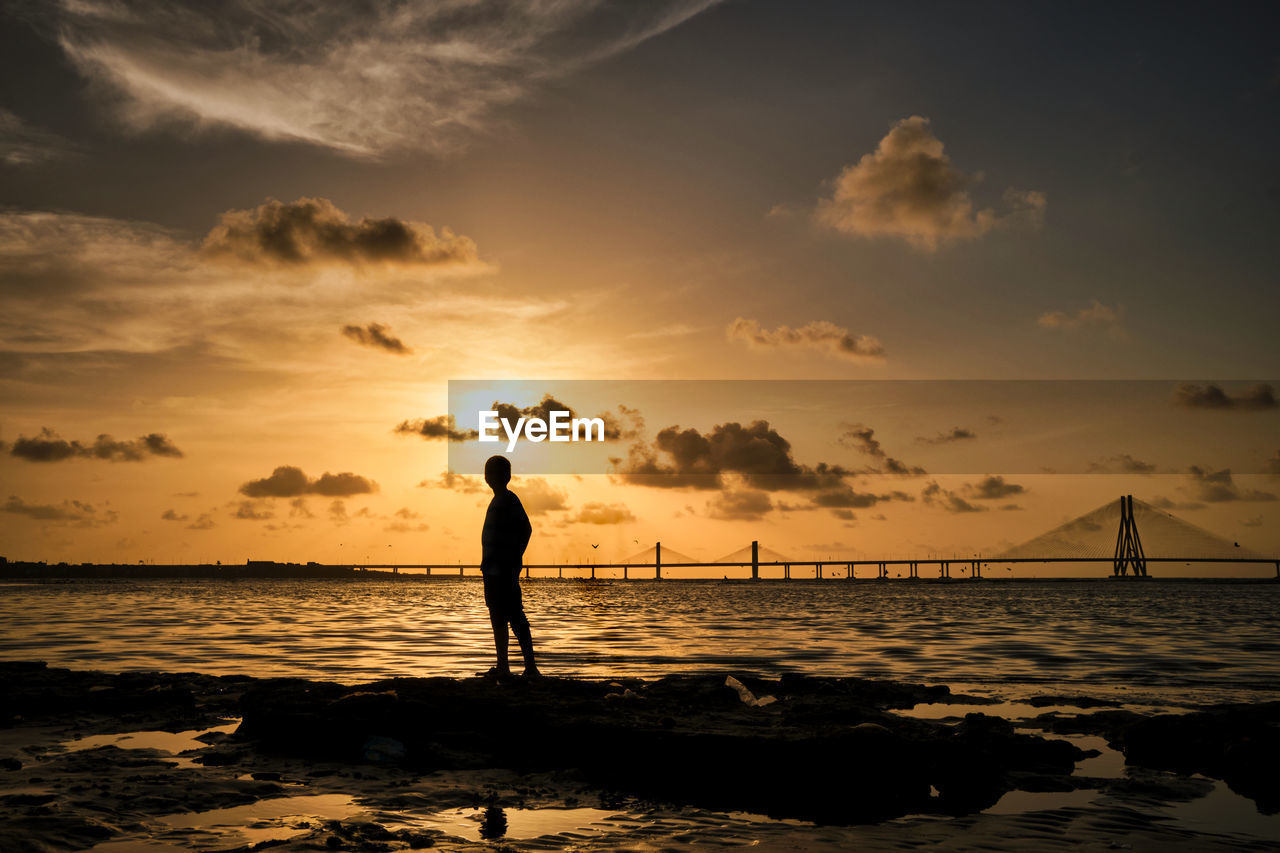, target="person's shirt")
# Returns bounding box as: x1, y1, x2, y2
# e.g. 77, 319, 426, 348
481, 488, 532, 577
